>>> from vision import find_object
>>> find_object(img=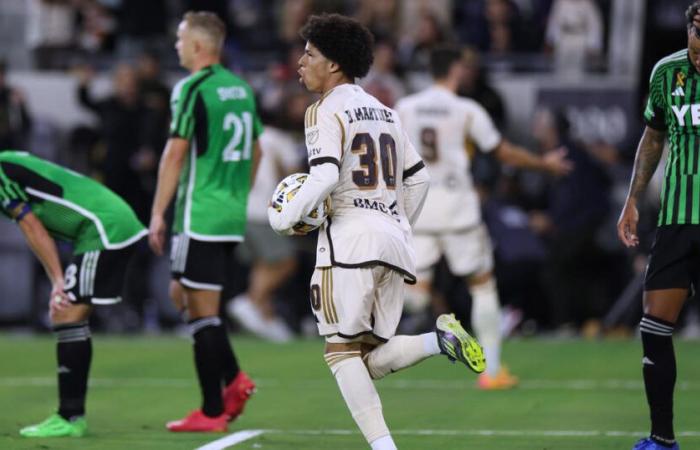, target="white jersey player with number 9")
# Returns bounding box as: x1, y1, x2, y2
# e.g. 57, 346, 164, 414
396, 45, 573, 391
268, 14, 486, 450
